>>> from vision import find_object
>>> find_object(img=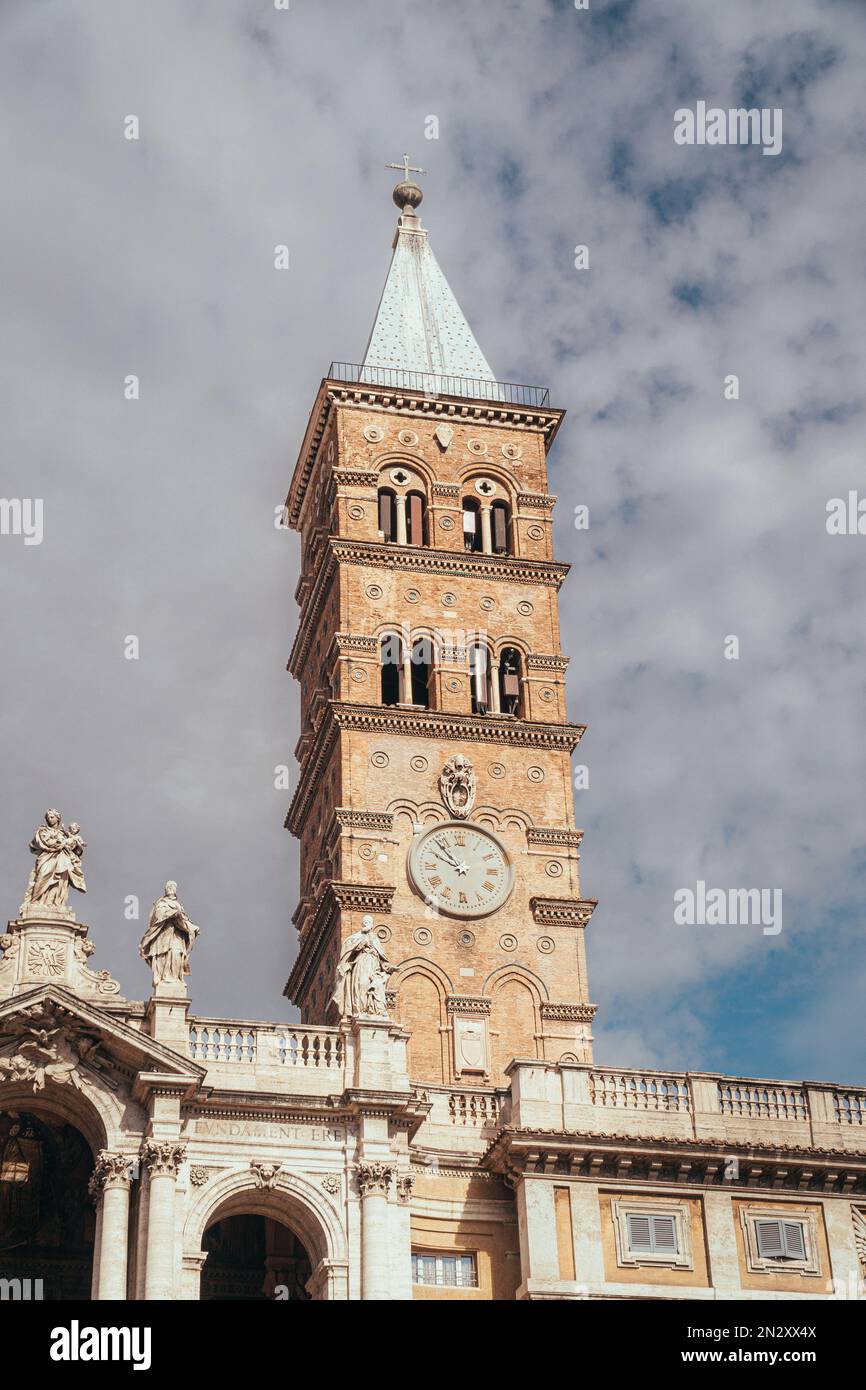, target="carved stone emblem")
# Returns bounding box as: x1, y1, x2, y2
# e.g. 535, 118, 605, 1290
434, 423, 454, 451
439, 754, 476, 818
250, 1160, 281, 1190
321, 1174, 340, 1195
396, 1174, 415, 1205
27, 940, 66, 977
189, 1165, 211, 1187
